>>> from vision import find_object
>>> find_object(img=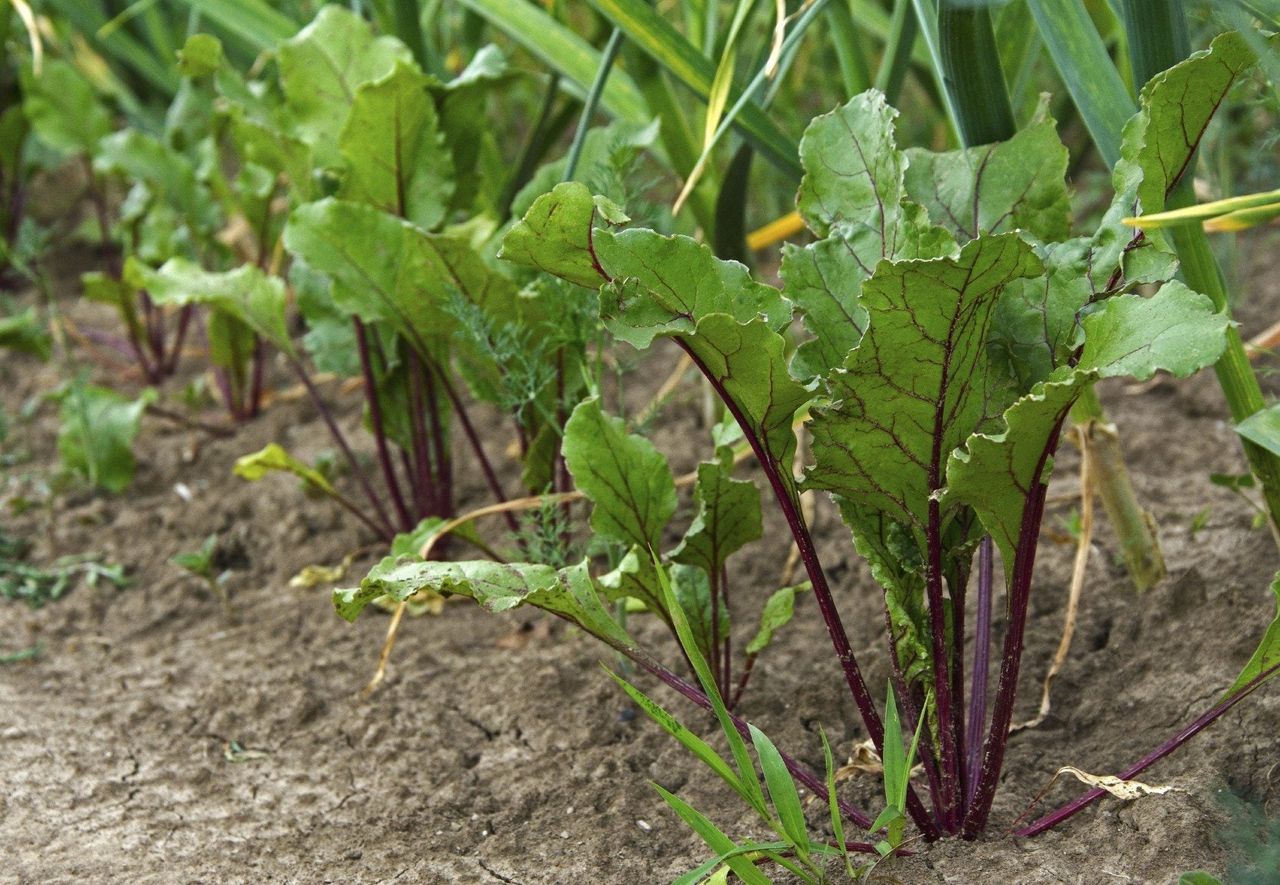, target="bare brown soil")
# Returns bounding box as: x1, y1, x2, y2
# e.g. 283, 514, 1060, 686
2, 236, 1279, 884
